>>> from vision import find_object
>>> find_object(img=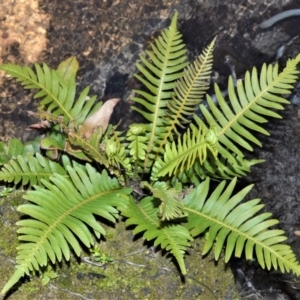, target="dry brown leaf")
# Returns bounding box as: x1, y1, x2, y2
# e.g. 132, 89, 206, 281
79, 98, 120, 139
25, 120, 50, 130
